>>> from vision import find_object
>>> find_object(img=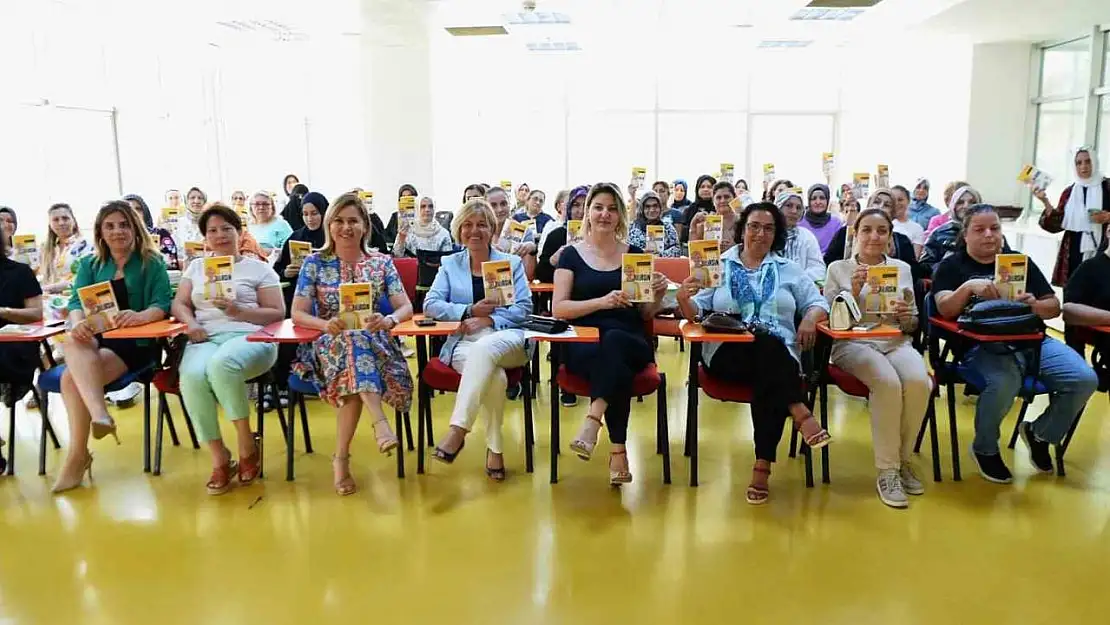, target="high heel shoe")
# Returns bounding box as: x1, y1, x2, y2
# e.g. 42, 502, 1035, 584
569, 414, 603, 461
332, 454, 357, 496
372, 418, 399, 456
51, 453, 94, 494
91, 416, 121, 445
608, 450, 632, 486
